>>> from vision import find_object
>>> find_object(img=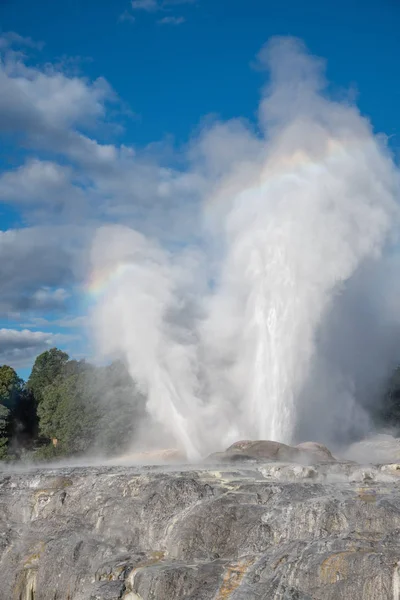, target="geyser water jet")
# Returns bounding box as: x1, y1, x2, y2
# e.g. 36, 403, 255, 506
90, 37, 400, 460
